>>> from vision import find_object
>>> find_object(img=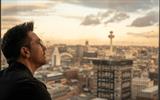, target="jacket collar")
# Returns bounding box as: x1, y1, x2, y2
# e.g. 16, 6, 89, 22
9, 62, 33, 78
